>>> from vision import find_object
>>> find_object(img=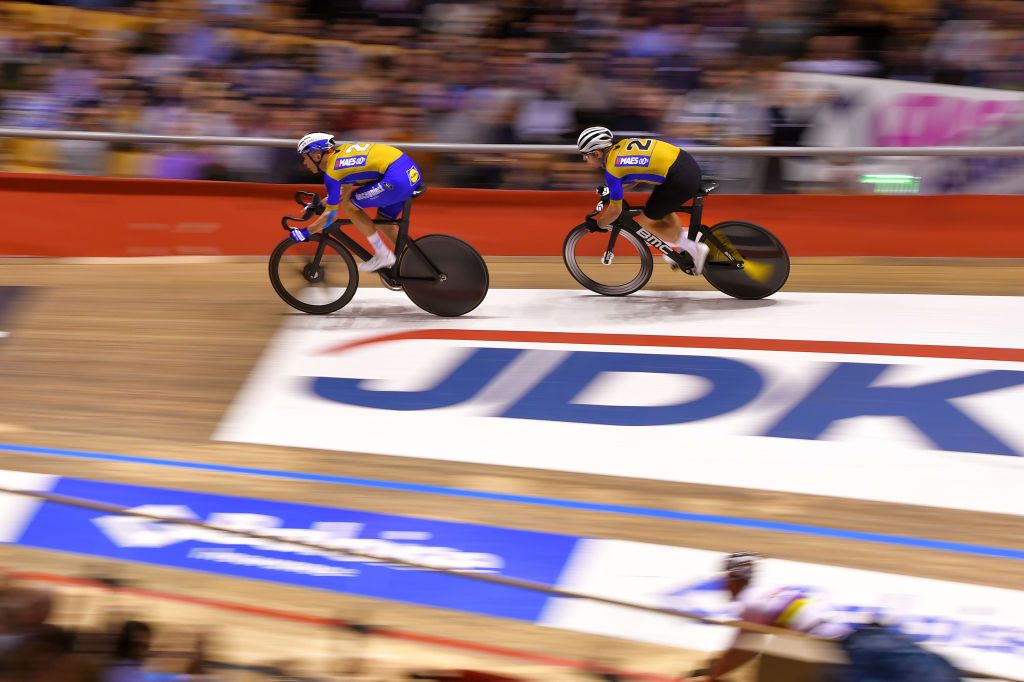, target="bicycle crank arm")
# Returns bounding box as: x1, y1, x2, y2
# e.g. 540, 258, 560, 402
602, 251, 614, 265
